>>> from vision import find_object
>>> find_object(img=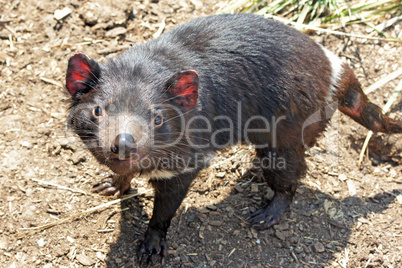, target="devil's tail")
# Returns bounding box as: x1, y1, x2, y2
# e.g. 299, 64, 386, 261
336, 65, 402, 133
